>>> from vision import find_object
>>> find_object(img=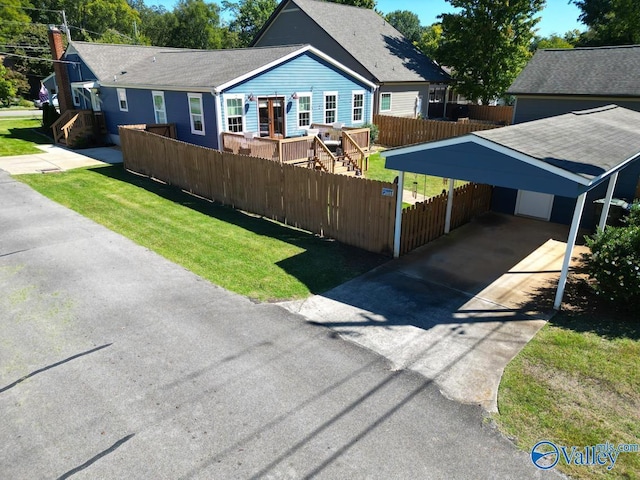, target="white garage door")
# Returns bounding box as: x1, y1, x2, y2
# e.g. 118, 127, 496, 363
515, 190, 554, 221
